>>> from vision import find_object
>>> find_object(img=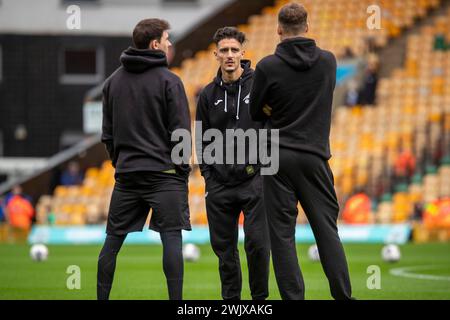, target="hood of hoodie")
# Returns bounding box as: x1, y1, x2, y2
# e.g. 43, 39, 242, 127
275, 37, 320, 71
213, 59, 253, 91
120, 47, 168, 73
